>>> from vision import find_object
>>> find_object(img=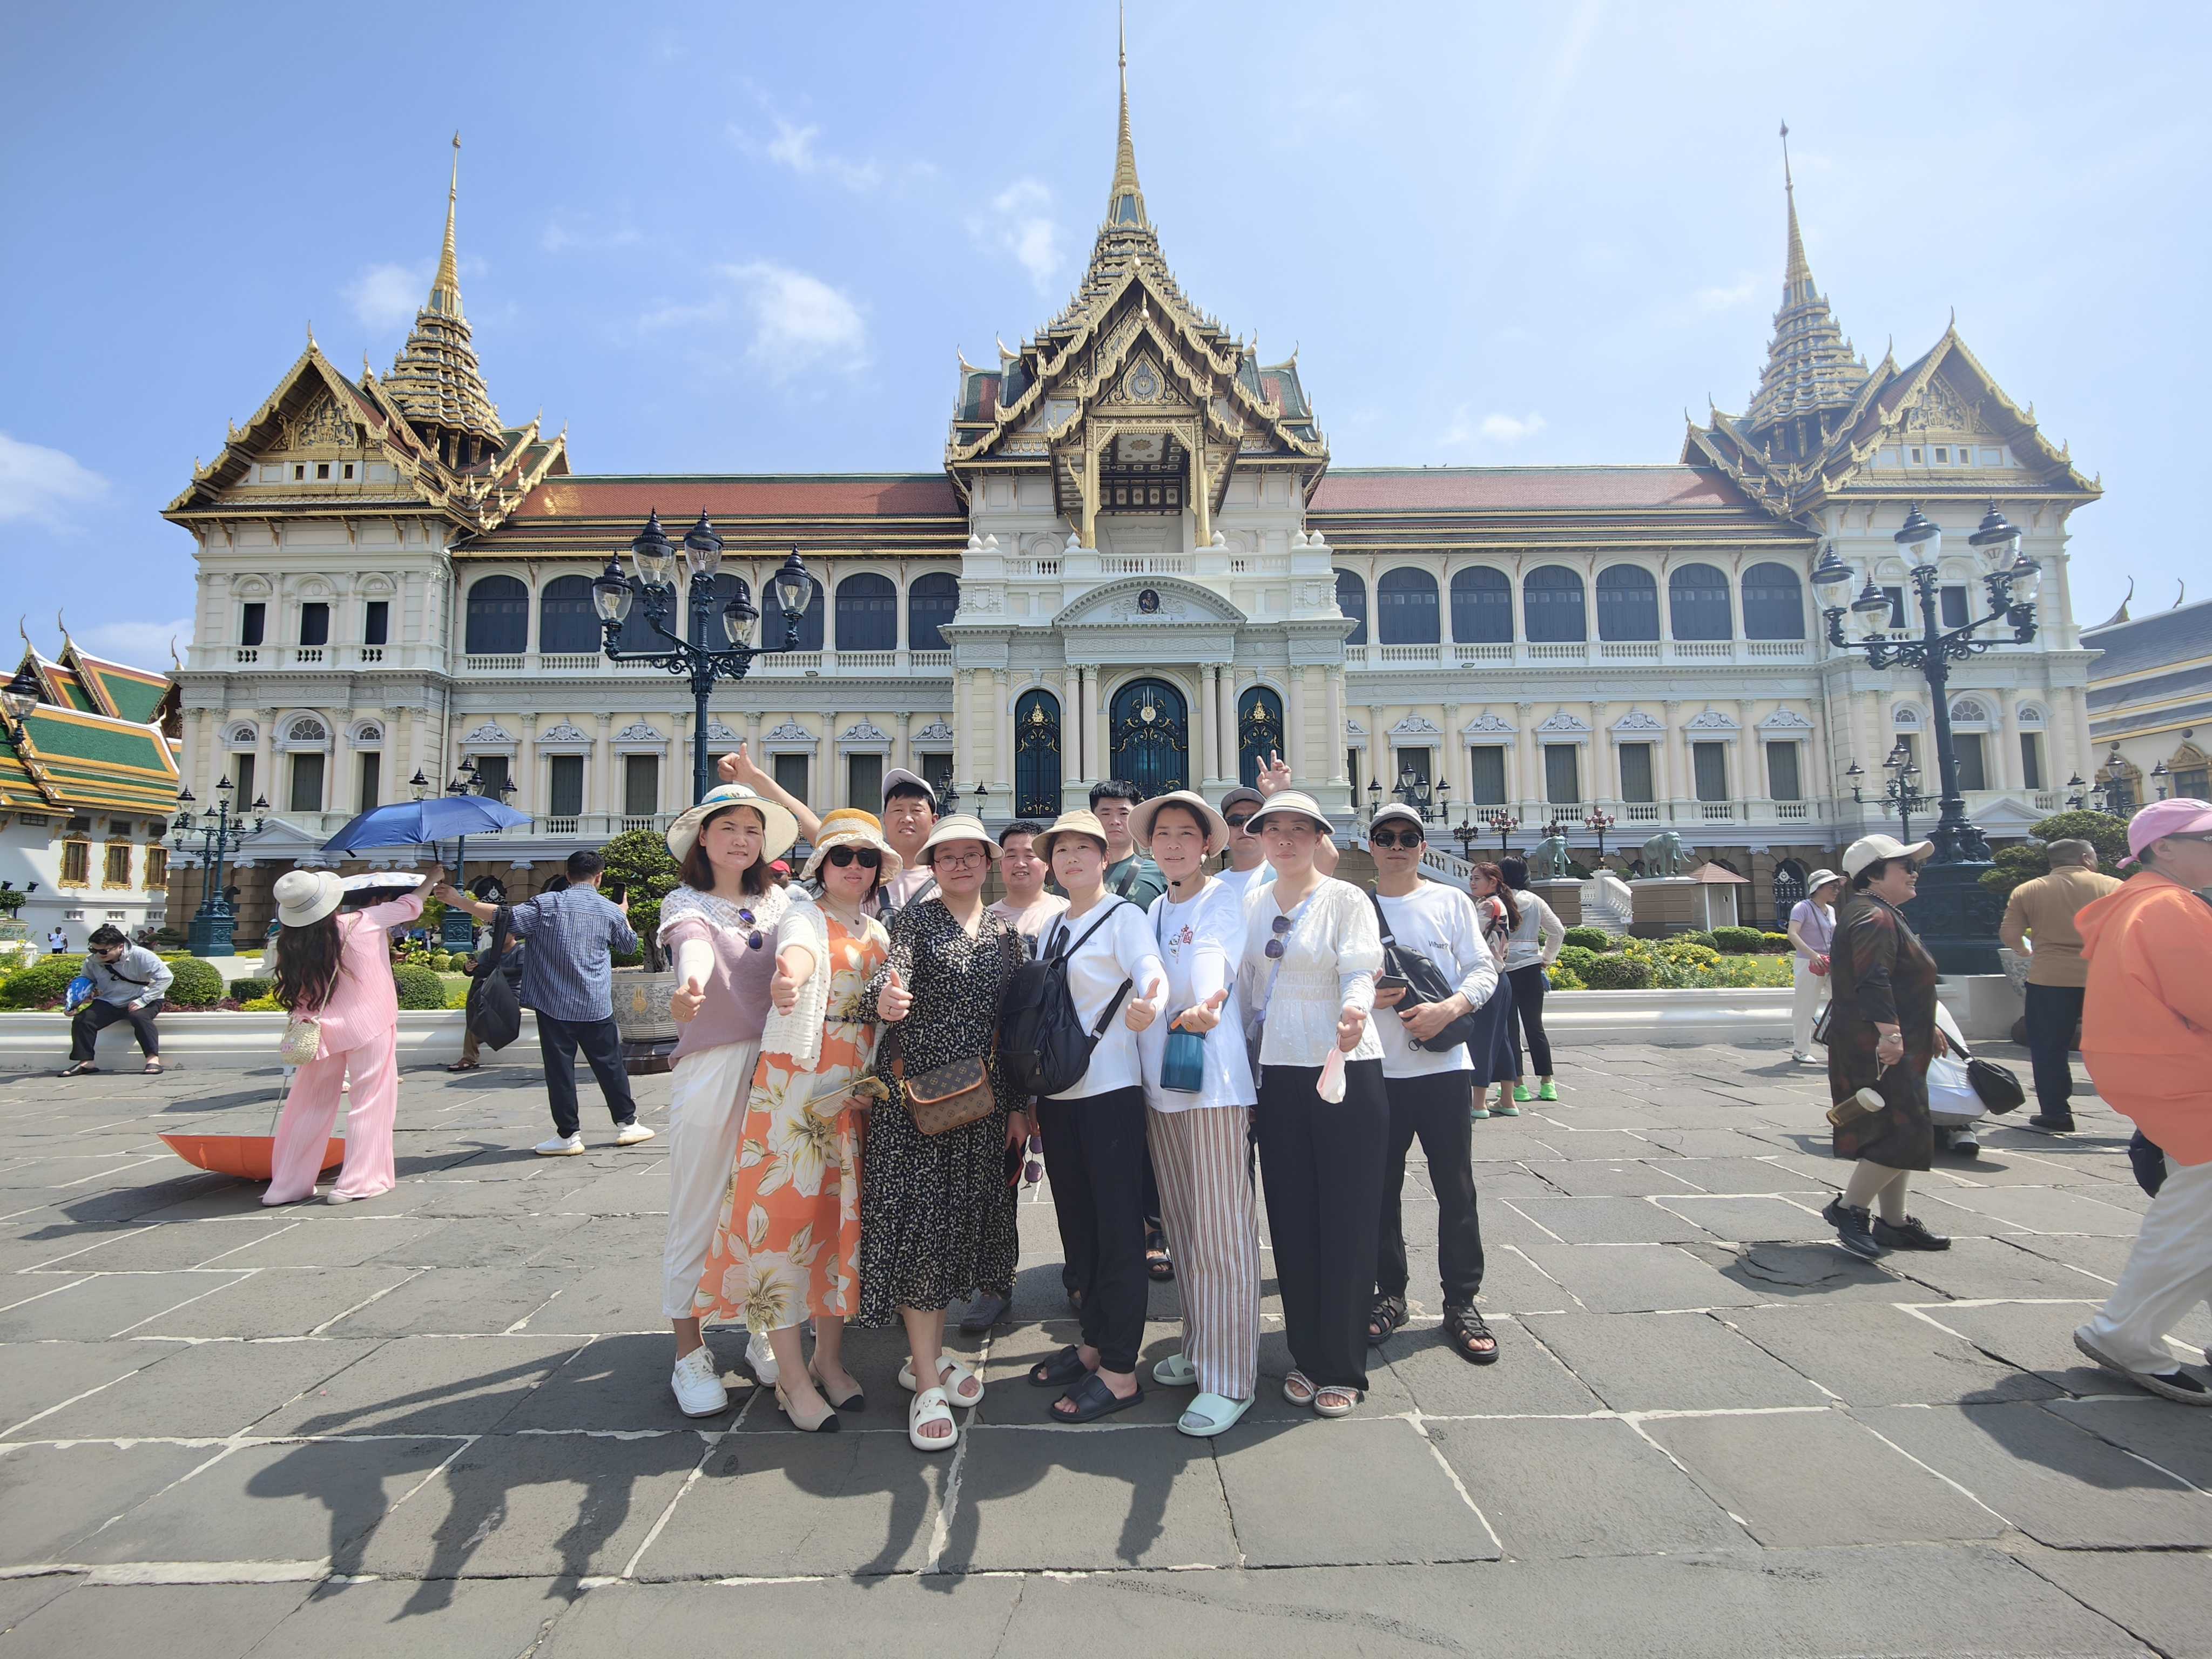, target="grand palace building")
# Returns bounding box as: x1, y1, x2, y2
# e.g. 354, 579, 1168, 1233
160, 58, 2103, 929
